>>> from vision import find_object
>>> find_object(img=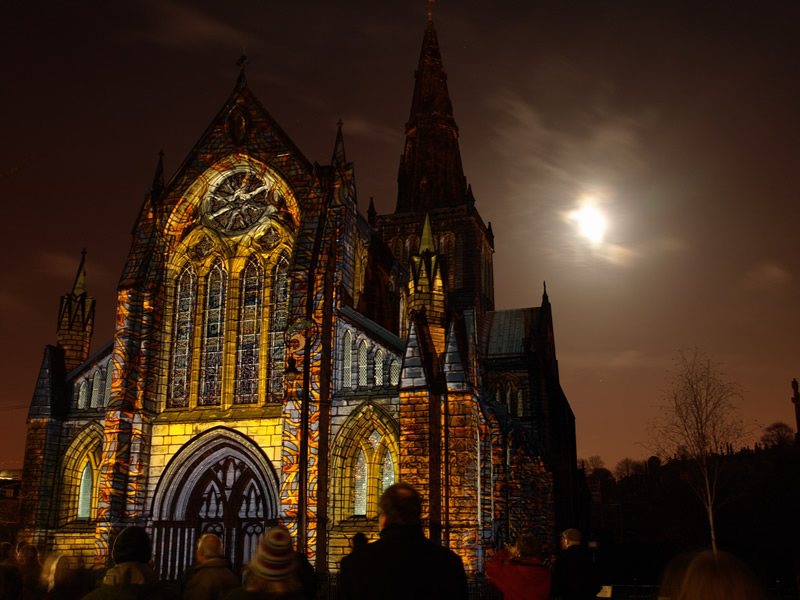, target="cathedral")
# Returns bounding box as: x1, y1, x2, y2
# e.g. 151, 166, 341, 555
19, 14, 579, 576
